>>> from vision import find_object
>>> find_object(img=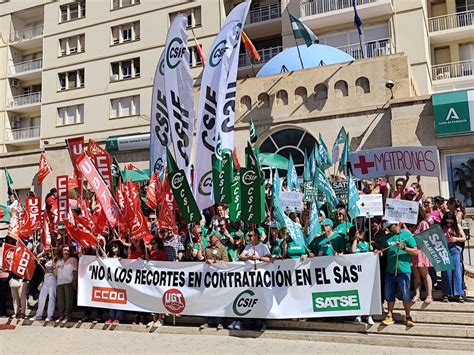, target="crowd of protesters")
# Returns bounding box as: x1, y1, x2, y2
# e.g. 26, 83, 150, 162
0, 173, 469, 330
